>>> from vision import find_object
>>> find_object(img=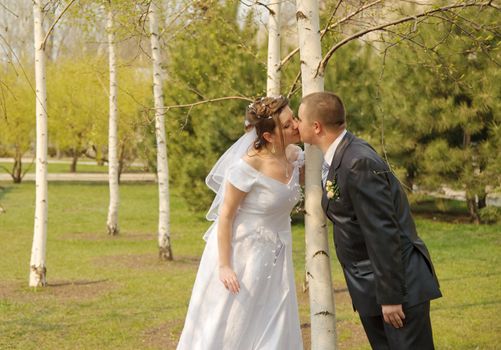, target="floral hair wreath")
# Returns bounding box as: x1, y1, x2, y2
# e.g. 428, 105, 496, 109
247, 95, 287, 121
